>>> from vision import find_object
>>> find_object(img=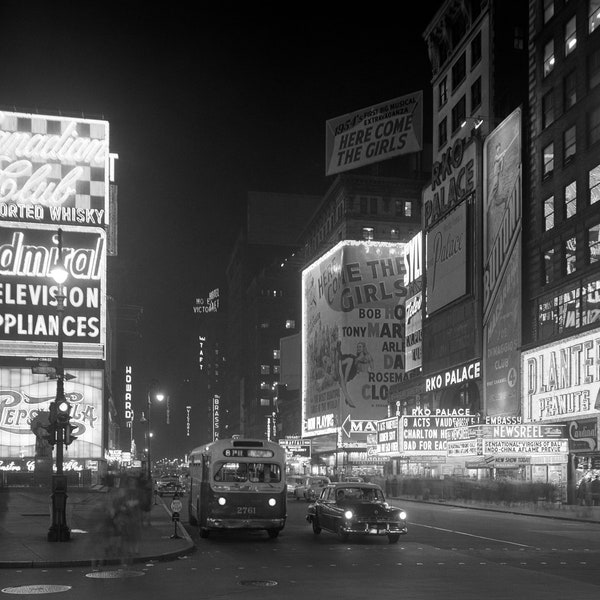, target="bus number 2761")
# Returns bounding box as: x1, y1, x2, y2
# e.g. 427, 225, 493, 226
237, 506, 256, 515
